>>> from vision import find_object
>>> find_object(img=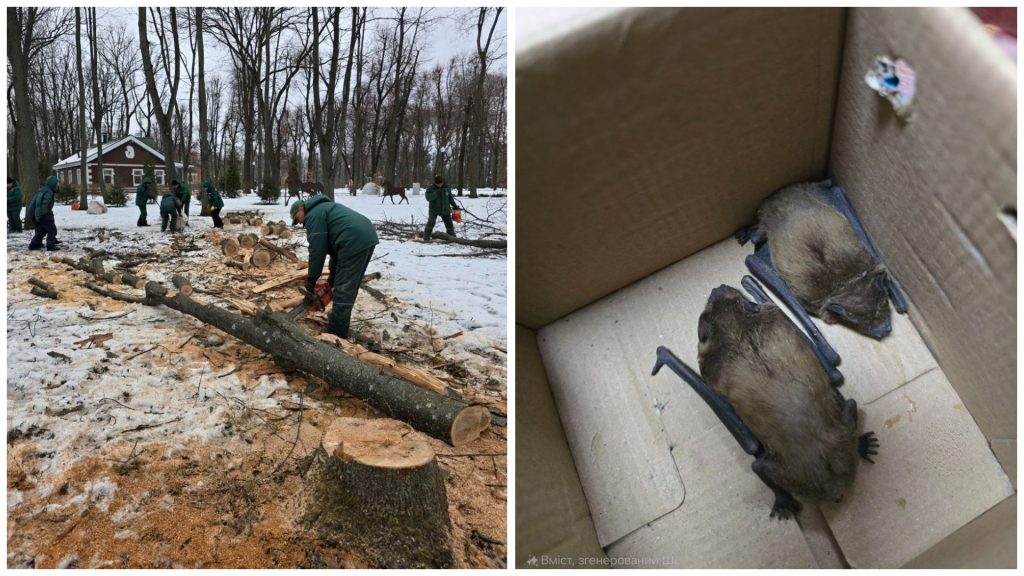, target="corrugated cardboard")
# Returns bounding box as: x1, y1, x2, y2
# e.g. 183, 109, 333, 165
829, 7, 1016, 443
516, 7, 1016, 569
516, 325, 606, 568
537, 238, 1011, 567
517, 7, 845, 329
